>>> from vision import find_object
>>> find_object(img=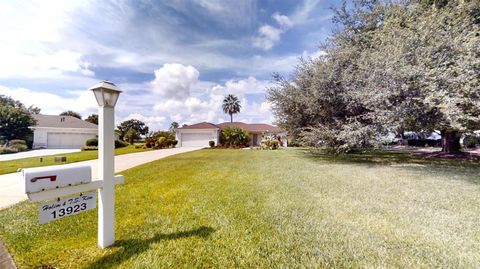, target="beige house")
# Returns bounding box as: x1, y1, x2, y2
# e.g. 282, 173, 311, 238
175, 121, 287, 147
30, 115, 98, 149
